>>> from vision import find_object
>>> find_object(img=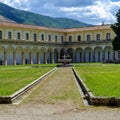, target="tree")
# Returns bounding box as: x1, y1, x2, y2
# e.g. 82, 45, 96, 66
111, 9, 120, 51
